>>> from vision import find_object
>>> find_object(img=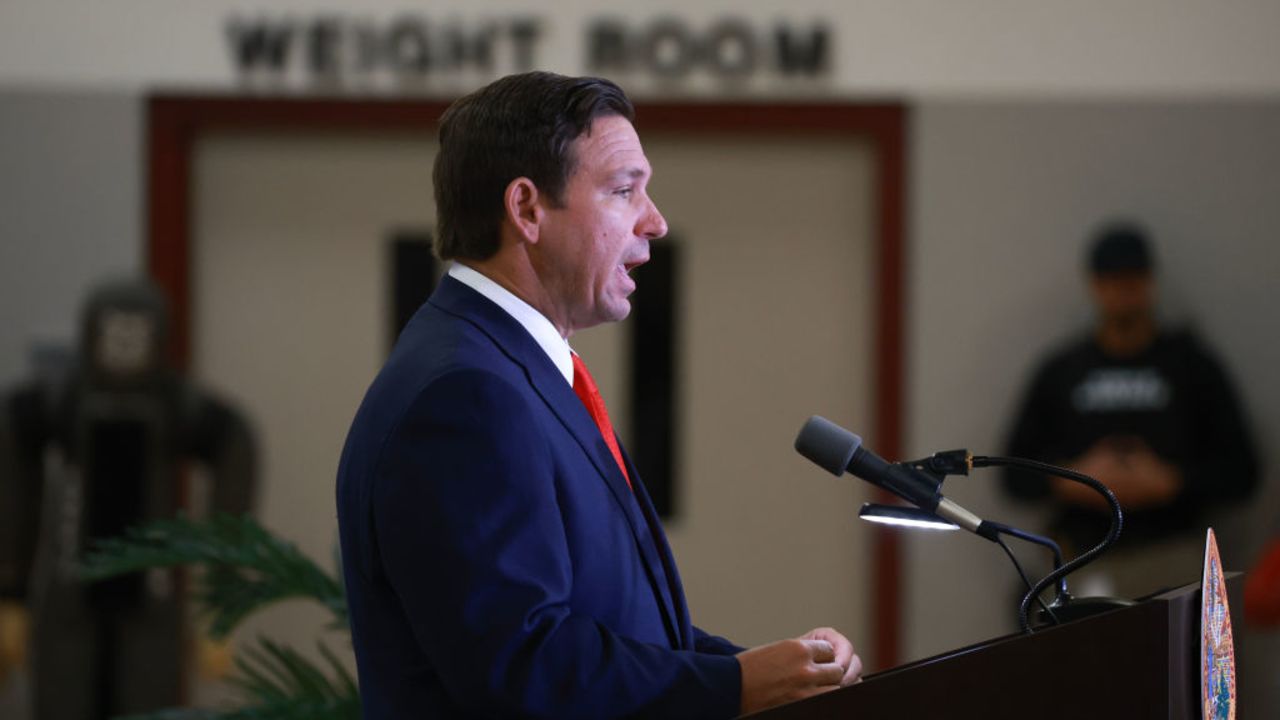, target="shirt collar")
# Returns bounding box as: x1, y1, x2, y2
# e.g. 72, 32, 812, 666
447, 262, 574, 386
